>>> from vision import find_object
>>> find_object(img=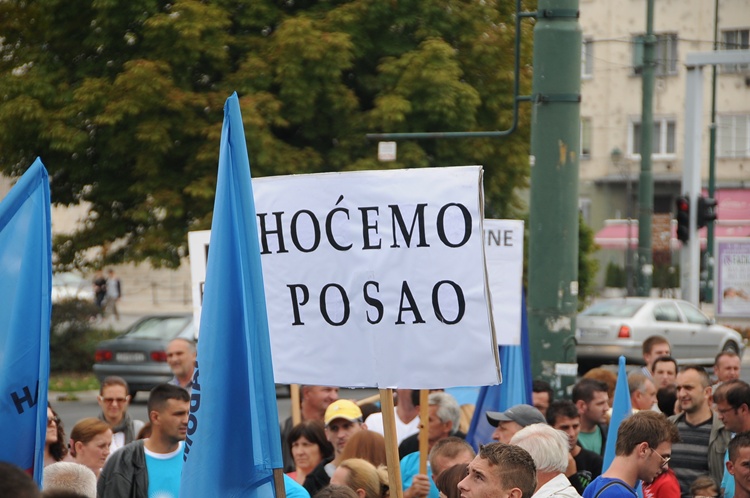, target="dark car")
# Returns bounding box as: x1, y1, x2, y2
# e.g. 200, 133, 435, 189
93, 314, 196, 395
